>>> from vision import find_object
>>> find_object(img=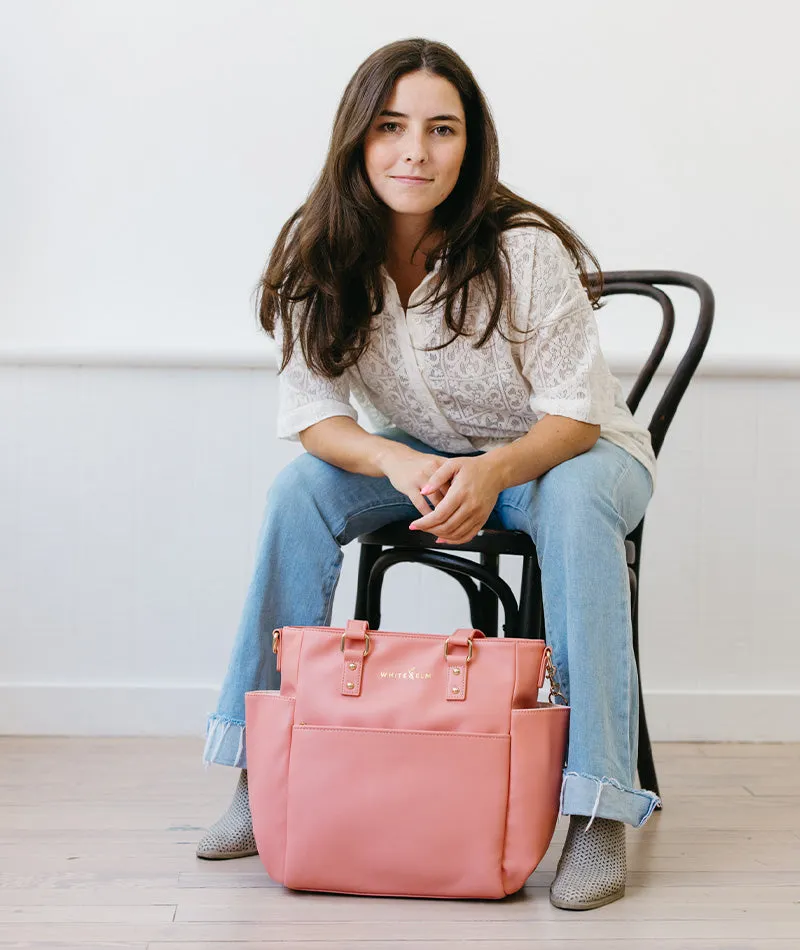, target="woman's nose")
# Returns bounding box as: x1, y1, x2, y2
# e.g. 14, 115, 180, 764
404, 134, 428, 164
